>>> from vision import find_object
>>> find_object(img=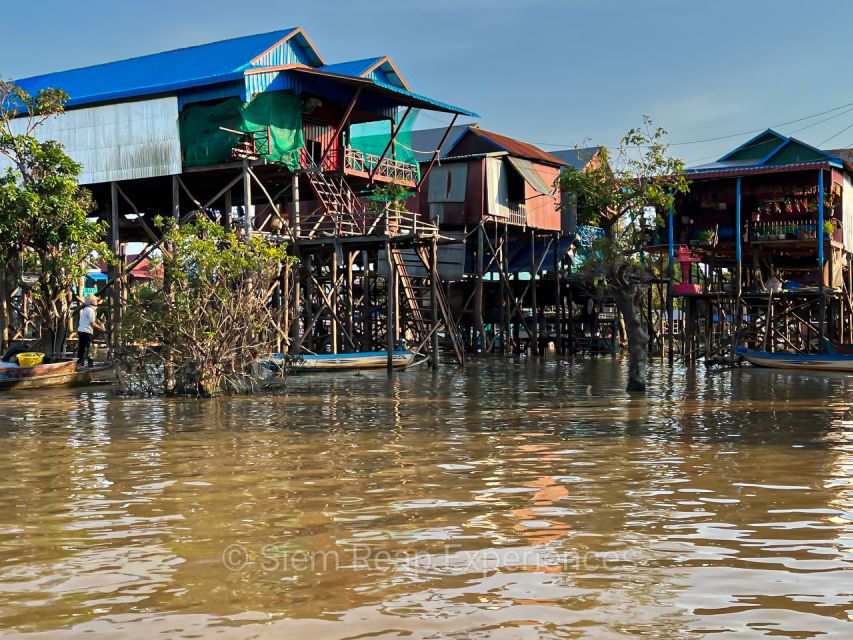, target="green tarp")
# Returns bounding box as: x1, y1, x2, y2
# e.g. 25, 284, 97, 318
180, 91, 304, 170
349, 109, 420, 179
